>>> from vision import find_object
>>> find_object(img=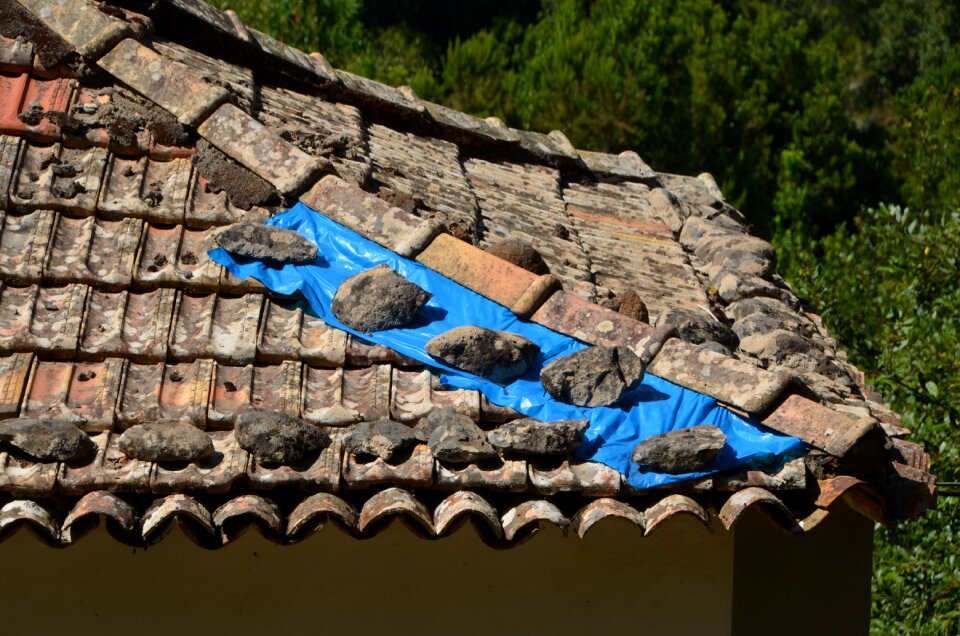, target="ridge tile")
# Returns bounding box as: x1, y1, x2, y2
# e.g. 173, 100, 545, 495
16, 0, 133, 59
